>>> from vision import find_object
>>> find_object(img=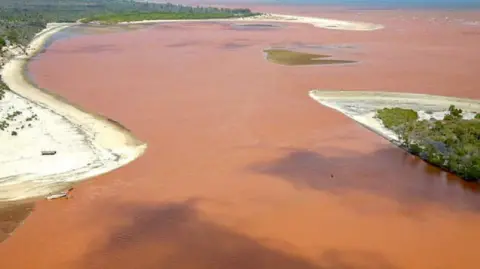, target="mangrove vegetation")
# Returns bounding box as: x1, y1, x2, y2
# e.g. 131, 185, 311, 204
376, 106, 480, 181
